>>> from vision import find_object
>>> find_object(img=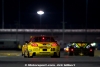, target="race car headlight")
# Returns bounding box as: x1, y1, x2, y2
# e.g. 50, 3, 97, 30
91, 43, 96, 46
64, 47, 69, 50
64, 48, 69, 51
